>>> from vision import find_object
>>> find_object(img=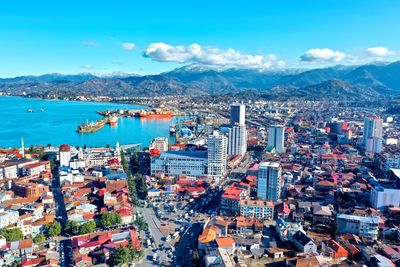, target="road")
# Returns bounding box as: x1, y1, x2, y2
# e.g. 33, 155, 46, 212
175, 223, 203, 267
138, 206, 171, 266
51, 167, 73, 267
